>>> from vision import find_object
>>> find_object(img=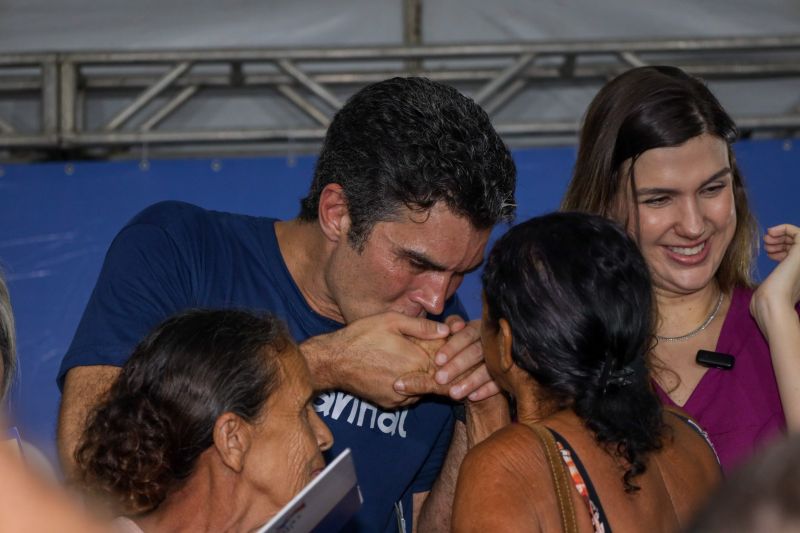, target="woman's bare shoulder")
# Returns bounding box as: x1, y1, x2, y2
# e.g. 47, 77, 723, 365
463, 423, 546, 476
655, 409, 722, 516
454, 424, 551, 532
